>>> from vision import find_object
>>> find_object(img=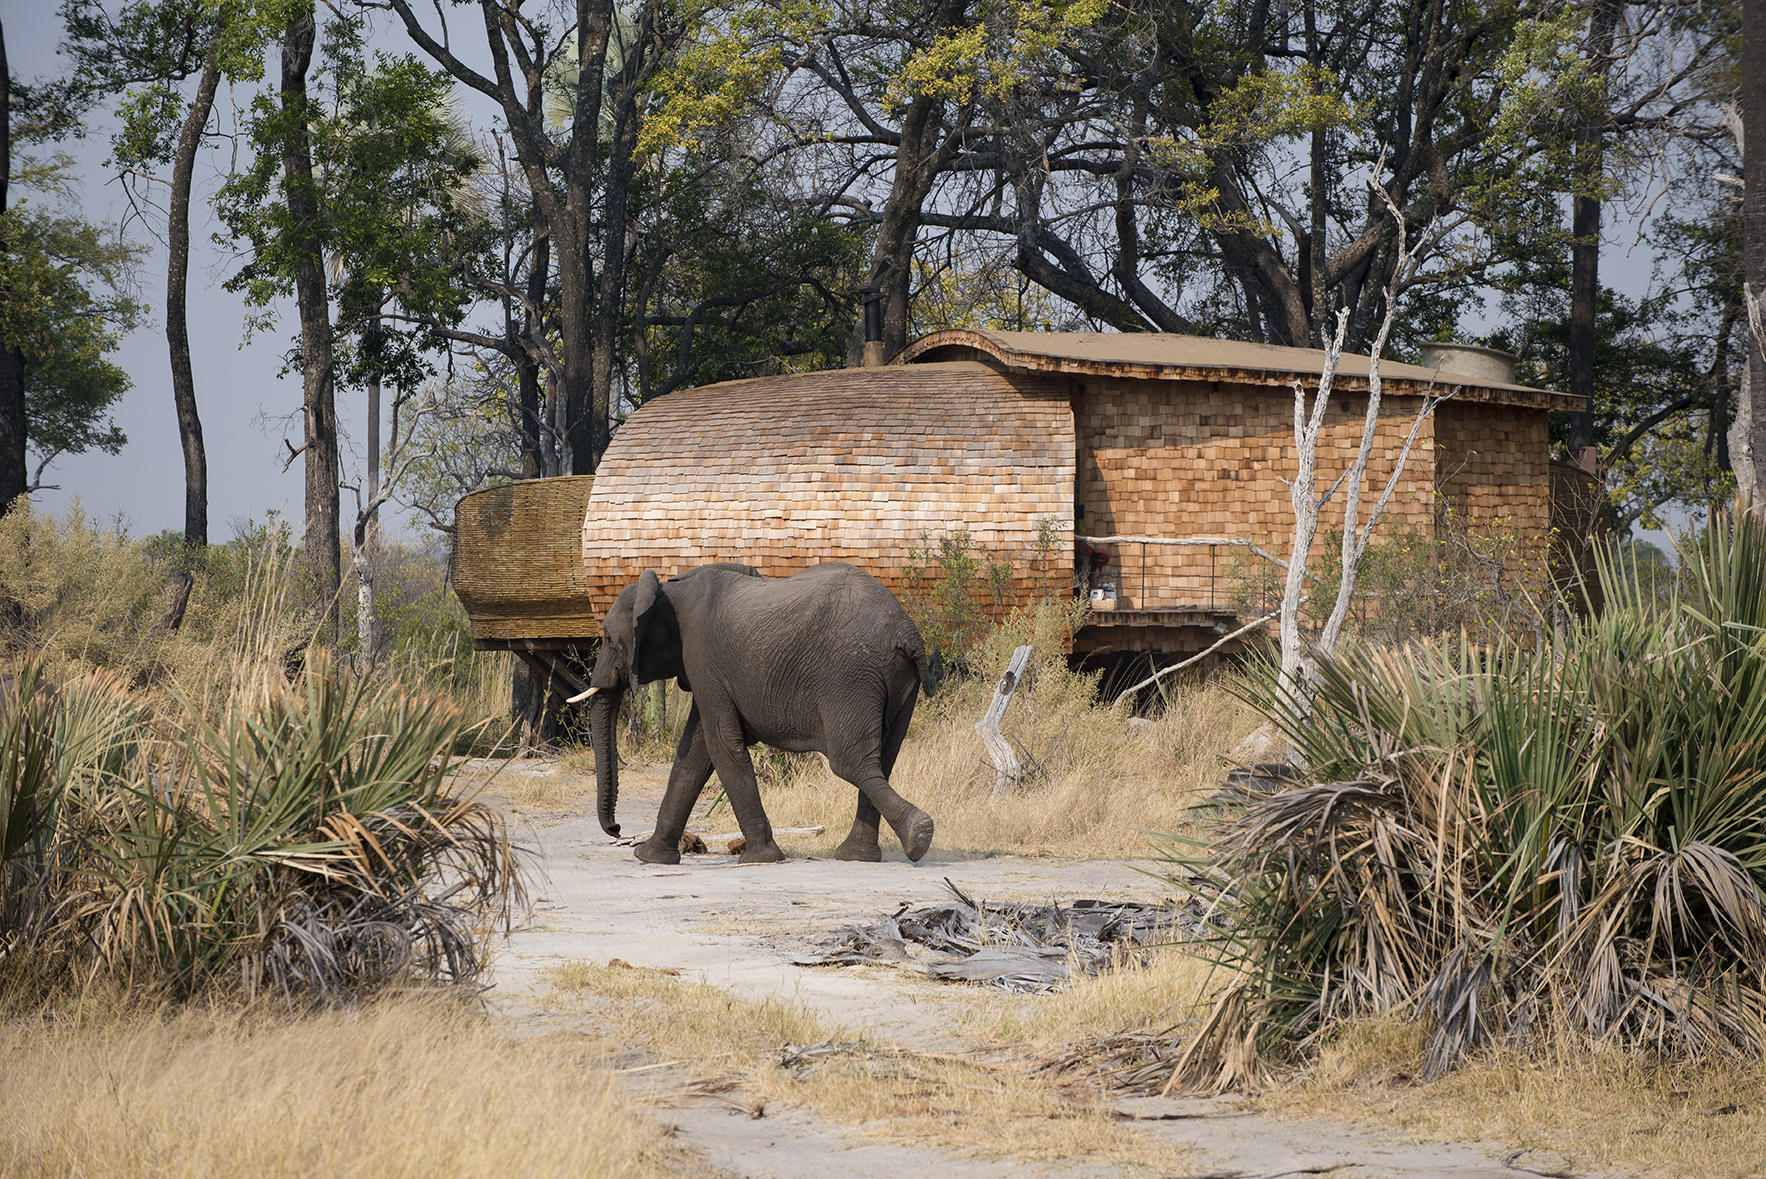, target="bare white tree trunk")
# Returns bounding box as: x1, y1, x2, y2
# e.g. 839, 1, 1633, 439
1736, 290, 1766, 505
1278, 308, 1351, 706
1316, 218, 1455, 658
356, 374, 382, 671
1276, 171, 1459, 722
348, 381, 439, 671
354, 541, 376, 667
